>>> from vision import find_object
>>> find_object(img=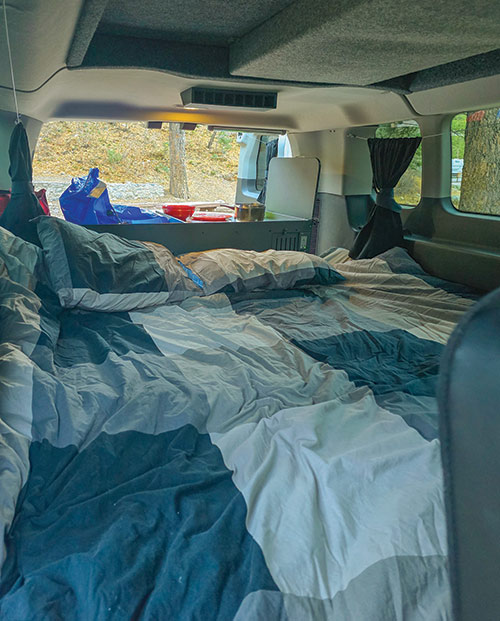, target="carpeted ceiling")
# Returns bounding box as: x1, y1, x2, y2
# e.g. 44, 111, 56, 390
228, 0, 500, 85
72, 0, 500, 92
98, 0, 295, 45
